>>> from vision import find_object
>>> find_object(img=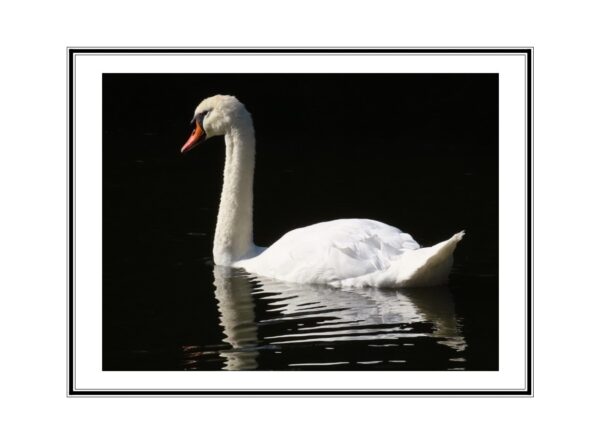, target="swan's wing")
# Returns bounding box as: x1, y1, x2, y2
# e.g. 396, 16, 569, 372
236, 219, 419, 284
